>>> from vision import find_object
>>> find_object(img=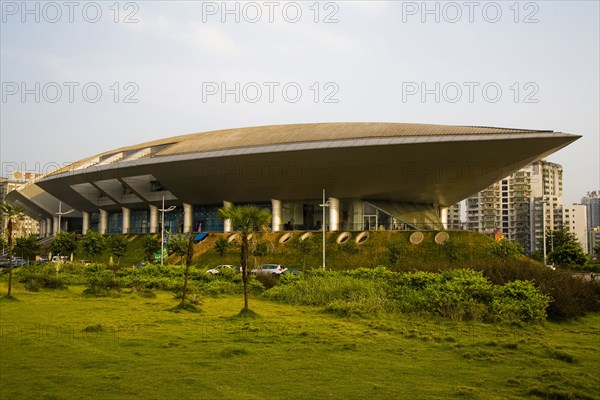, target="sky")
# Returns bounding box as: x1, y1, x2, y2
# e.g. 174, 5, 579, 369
1, 0, 598, 205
